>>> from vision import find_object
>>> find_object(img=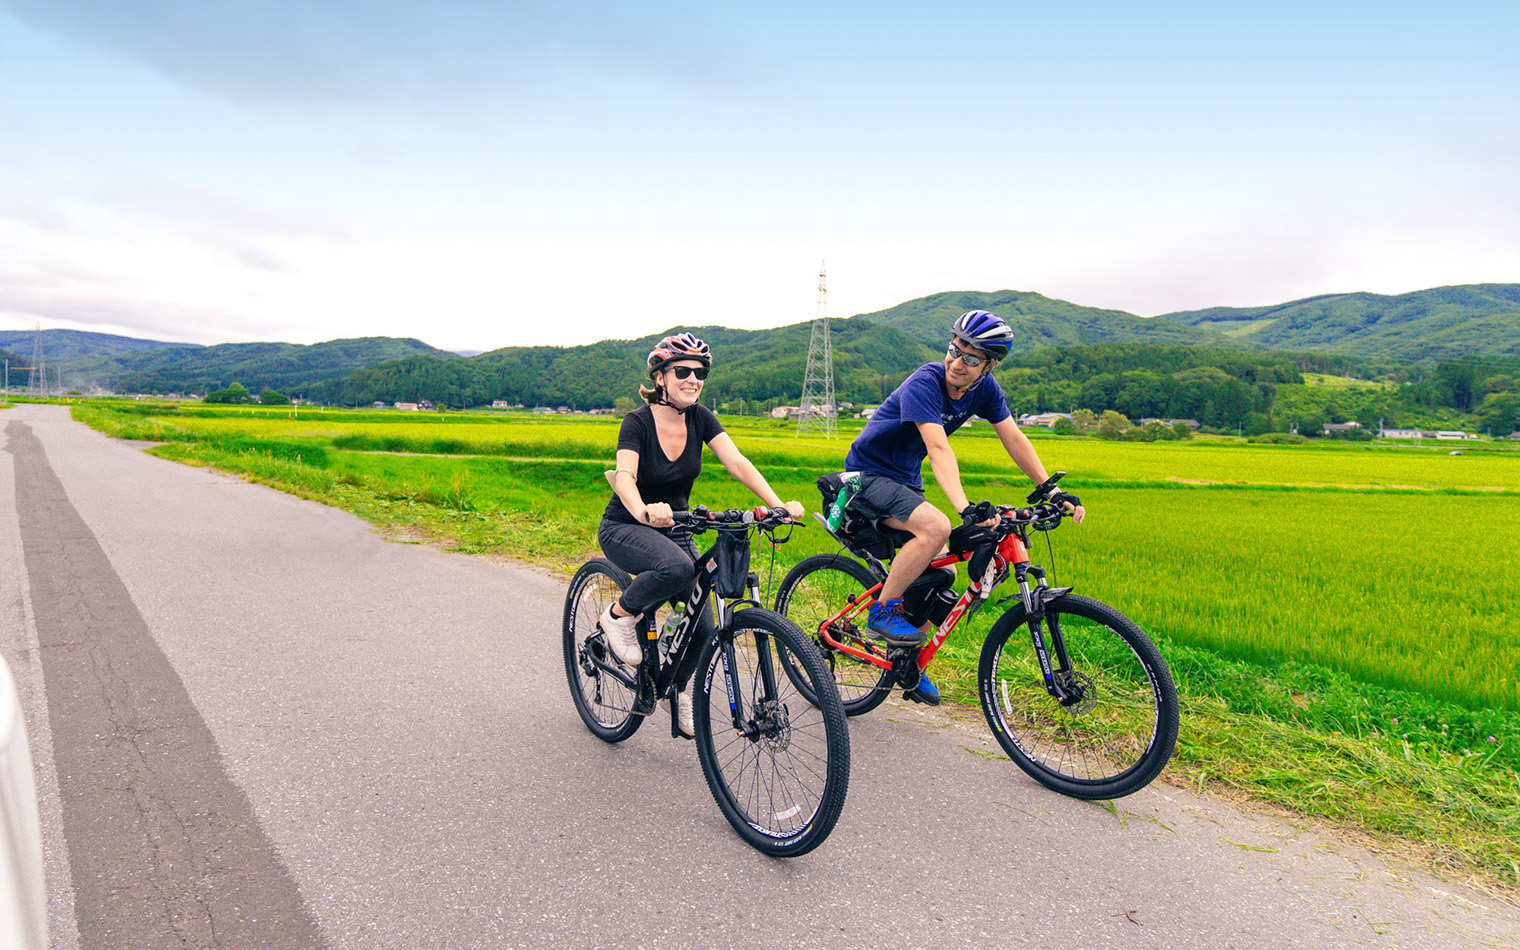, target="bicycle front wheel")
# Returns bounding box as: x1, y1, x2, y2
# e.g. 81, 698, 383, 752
978, 594, 1178, 799
563, 558, 643, 743
773, 554, 894, 716
693, 608, 850, 857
